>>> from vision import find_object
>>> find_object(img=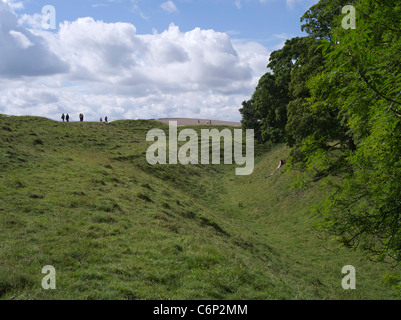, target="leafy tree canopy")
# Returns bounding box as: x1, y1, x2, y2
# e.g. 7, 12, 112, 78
241, 0, 401, 266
